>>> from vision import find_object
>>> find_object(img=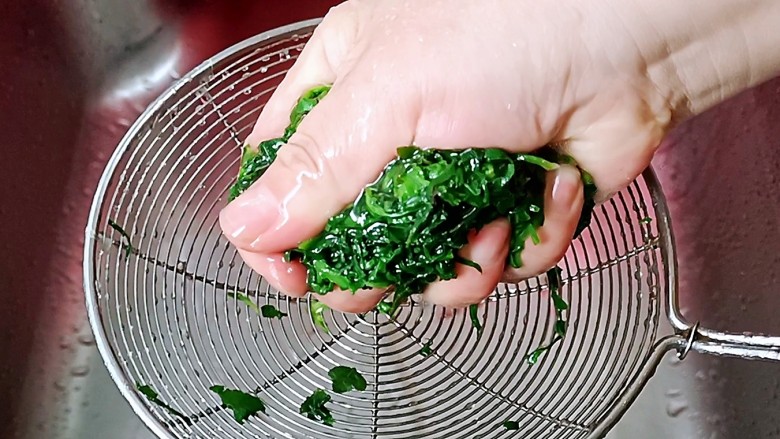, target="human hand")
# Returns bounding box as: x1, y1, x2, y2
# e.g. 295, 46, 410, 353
219, 0, 780, 312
